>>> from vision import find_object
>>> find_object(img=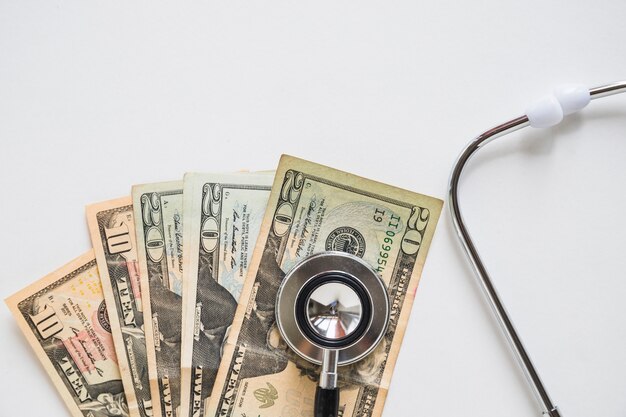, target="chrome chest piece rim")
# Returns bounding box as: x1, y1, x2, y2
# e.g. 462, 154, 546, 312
275, 251, 390, 366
